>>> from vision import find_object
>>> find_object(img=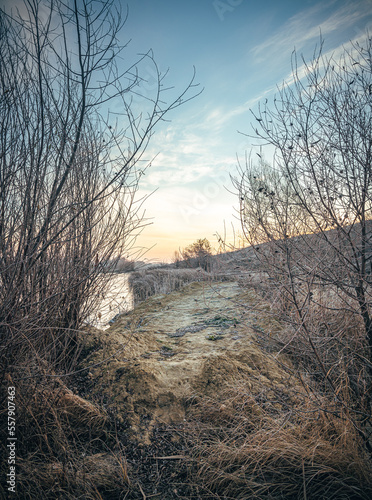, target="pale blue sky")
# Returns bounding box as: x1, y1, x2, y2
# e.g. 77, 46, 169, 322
117, 0, 372, 261
2, 0, 372, 260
